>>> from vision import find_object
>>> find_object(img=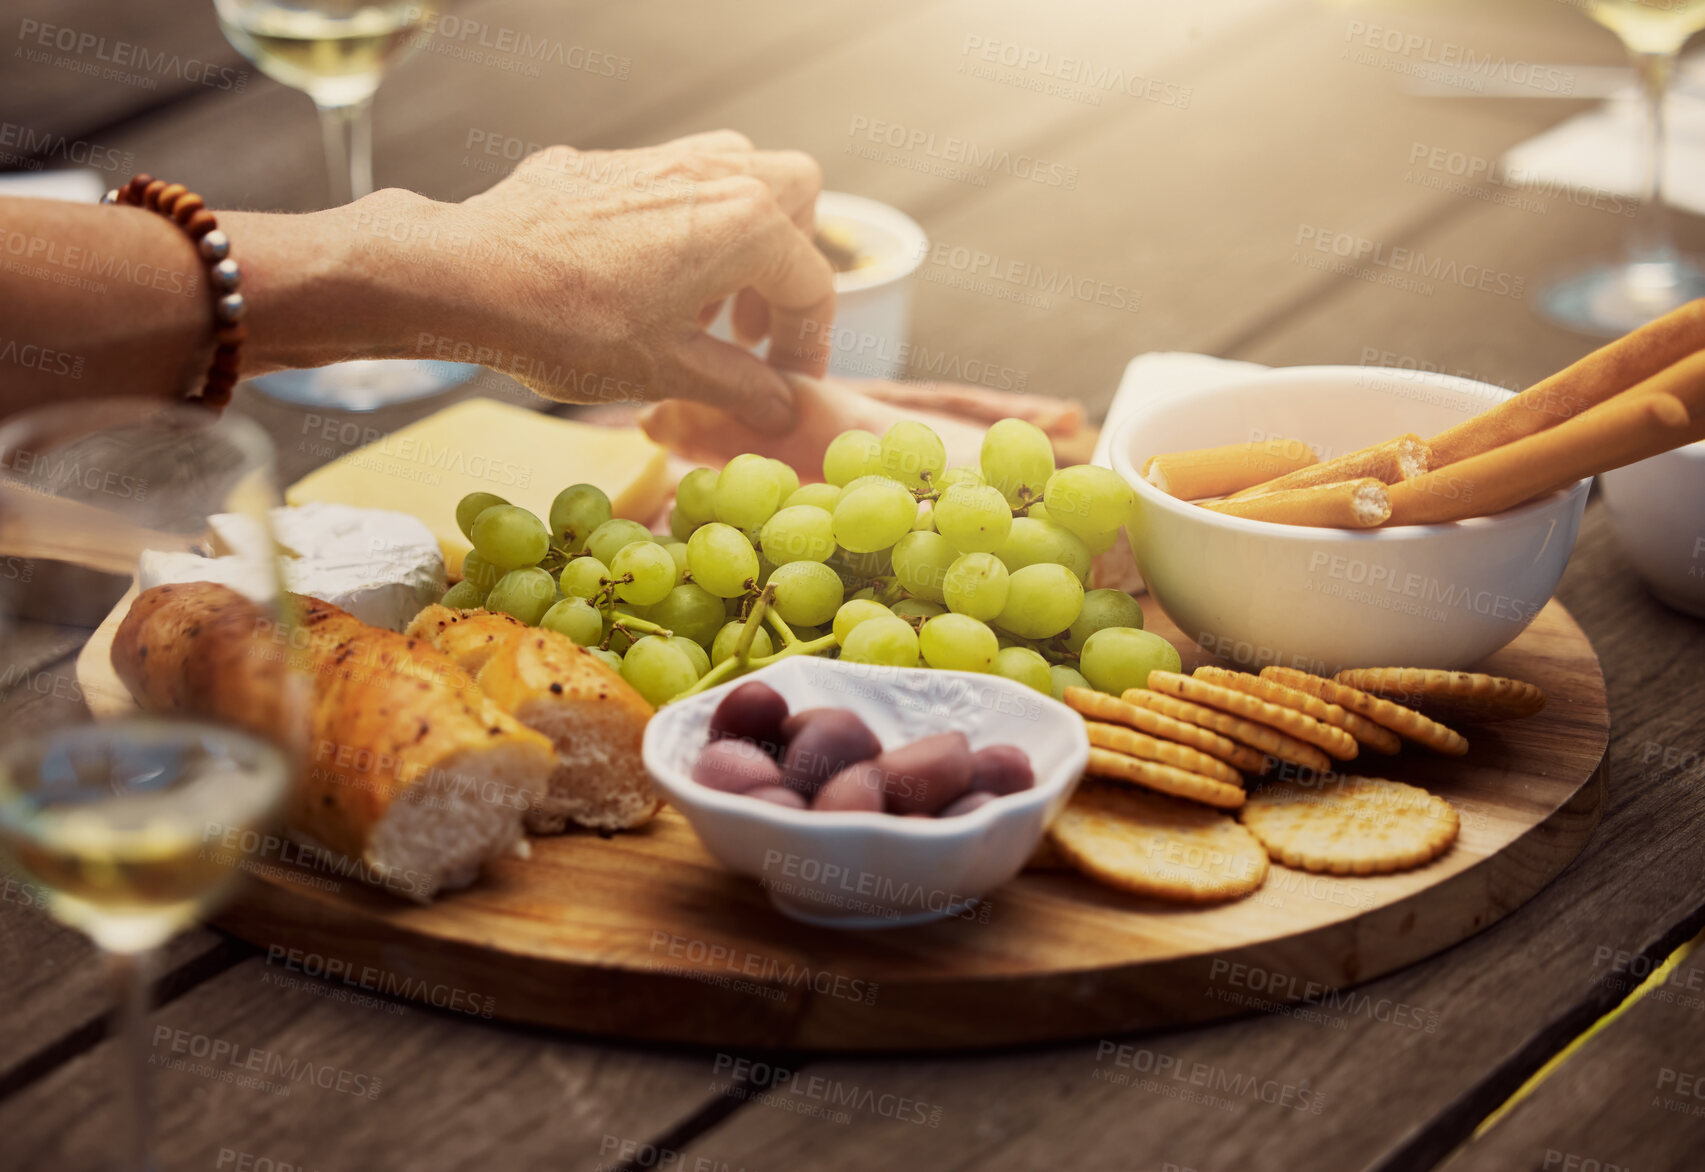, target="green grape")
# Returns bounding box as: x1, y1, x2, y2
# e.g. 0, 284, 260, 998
1024, 502, 1052, 524
1081, 527, 1118, 555
648, 583, 724, 646
997, 563, 1083, 639
559, 556, 610, 600
767, 458, 801, 503
714, 453, 785, 530
585, 518, 654, 567
833, 473, 895, 504
662, 541, 690, 583
912, 499, 935, 532
470, 505, 550, 571
849, 586, 880, 603
612, 541, 677, 606
759, 505, 835, 564
541, 598, 603, 645
440, 580, 485, 610
660, 634, 710, 678
686, 523, 760, 598
548, 483, 613, 552
1080, 627, 1181, 696
943, 552, 1009, 621
769, 561, 844, 627
785, 482, 841, 511
839, 615, 918, 667
486, 567, 556, 625
935, 483, 1014, 554
710, 620, 774, 666
937, 466, 985, 491
675, 467, 720, 526
980, 417, 1055, 507
822, 429, 884, 486
995, 517, 1092, 583
459, 550, 502, 593
994, 646, 1051, 693
1066, 588, 1146, 653
1043, 465, 1134, 540
827, 545, 893, 587
621, 637, 699, 705
892, 598, 946, 621
588, 647, 624, 674
1049, 663, 1092, 701
918, 613, 998, 673
891, 531, 955, 603
456, 492, 509, 541
832, 599, 893, 646
792, 623, 826, 642
668, 506, 695, 542
832, 478, 917, 553
879, 420, 946, 490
